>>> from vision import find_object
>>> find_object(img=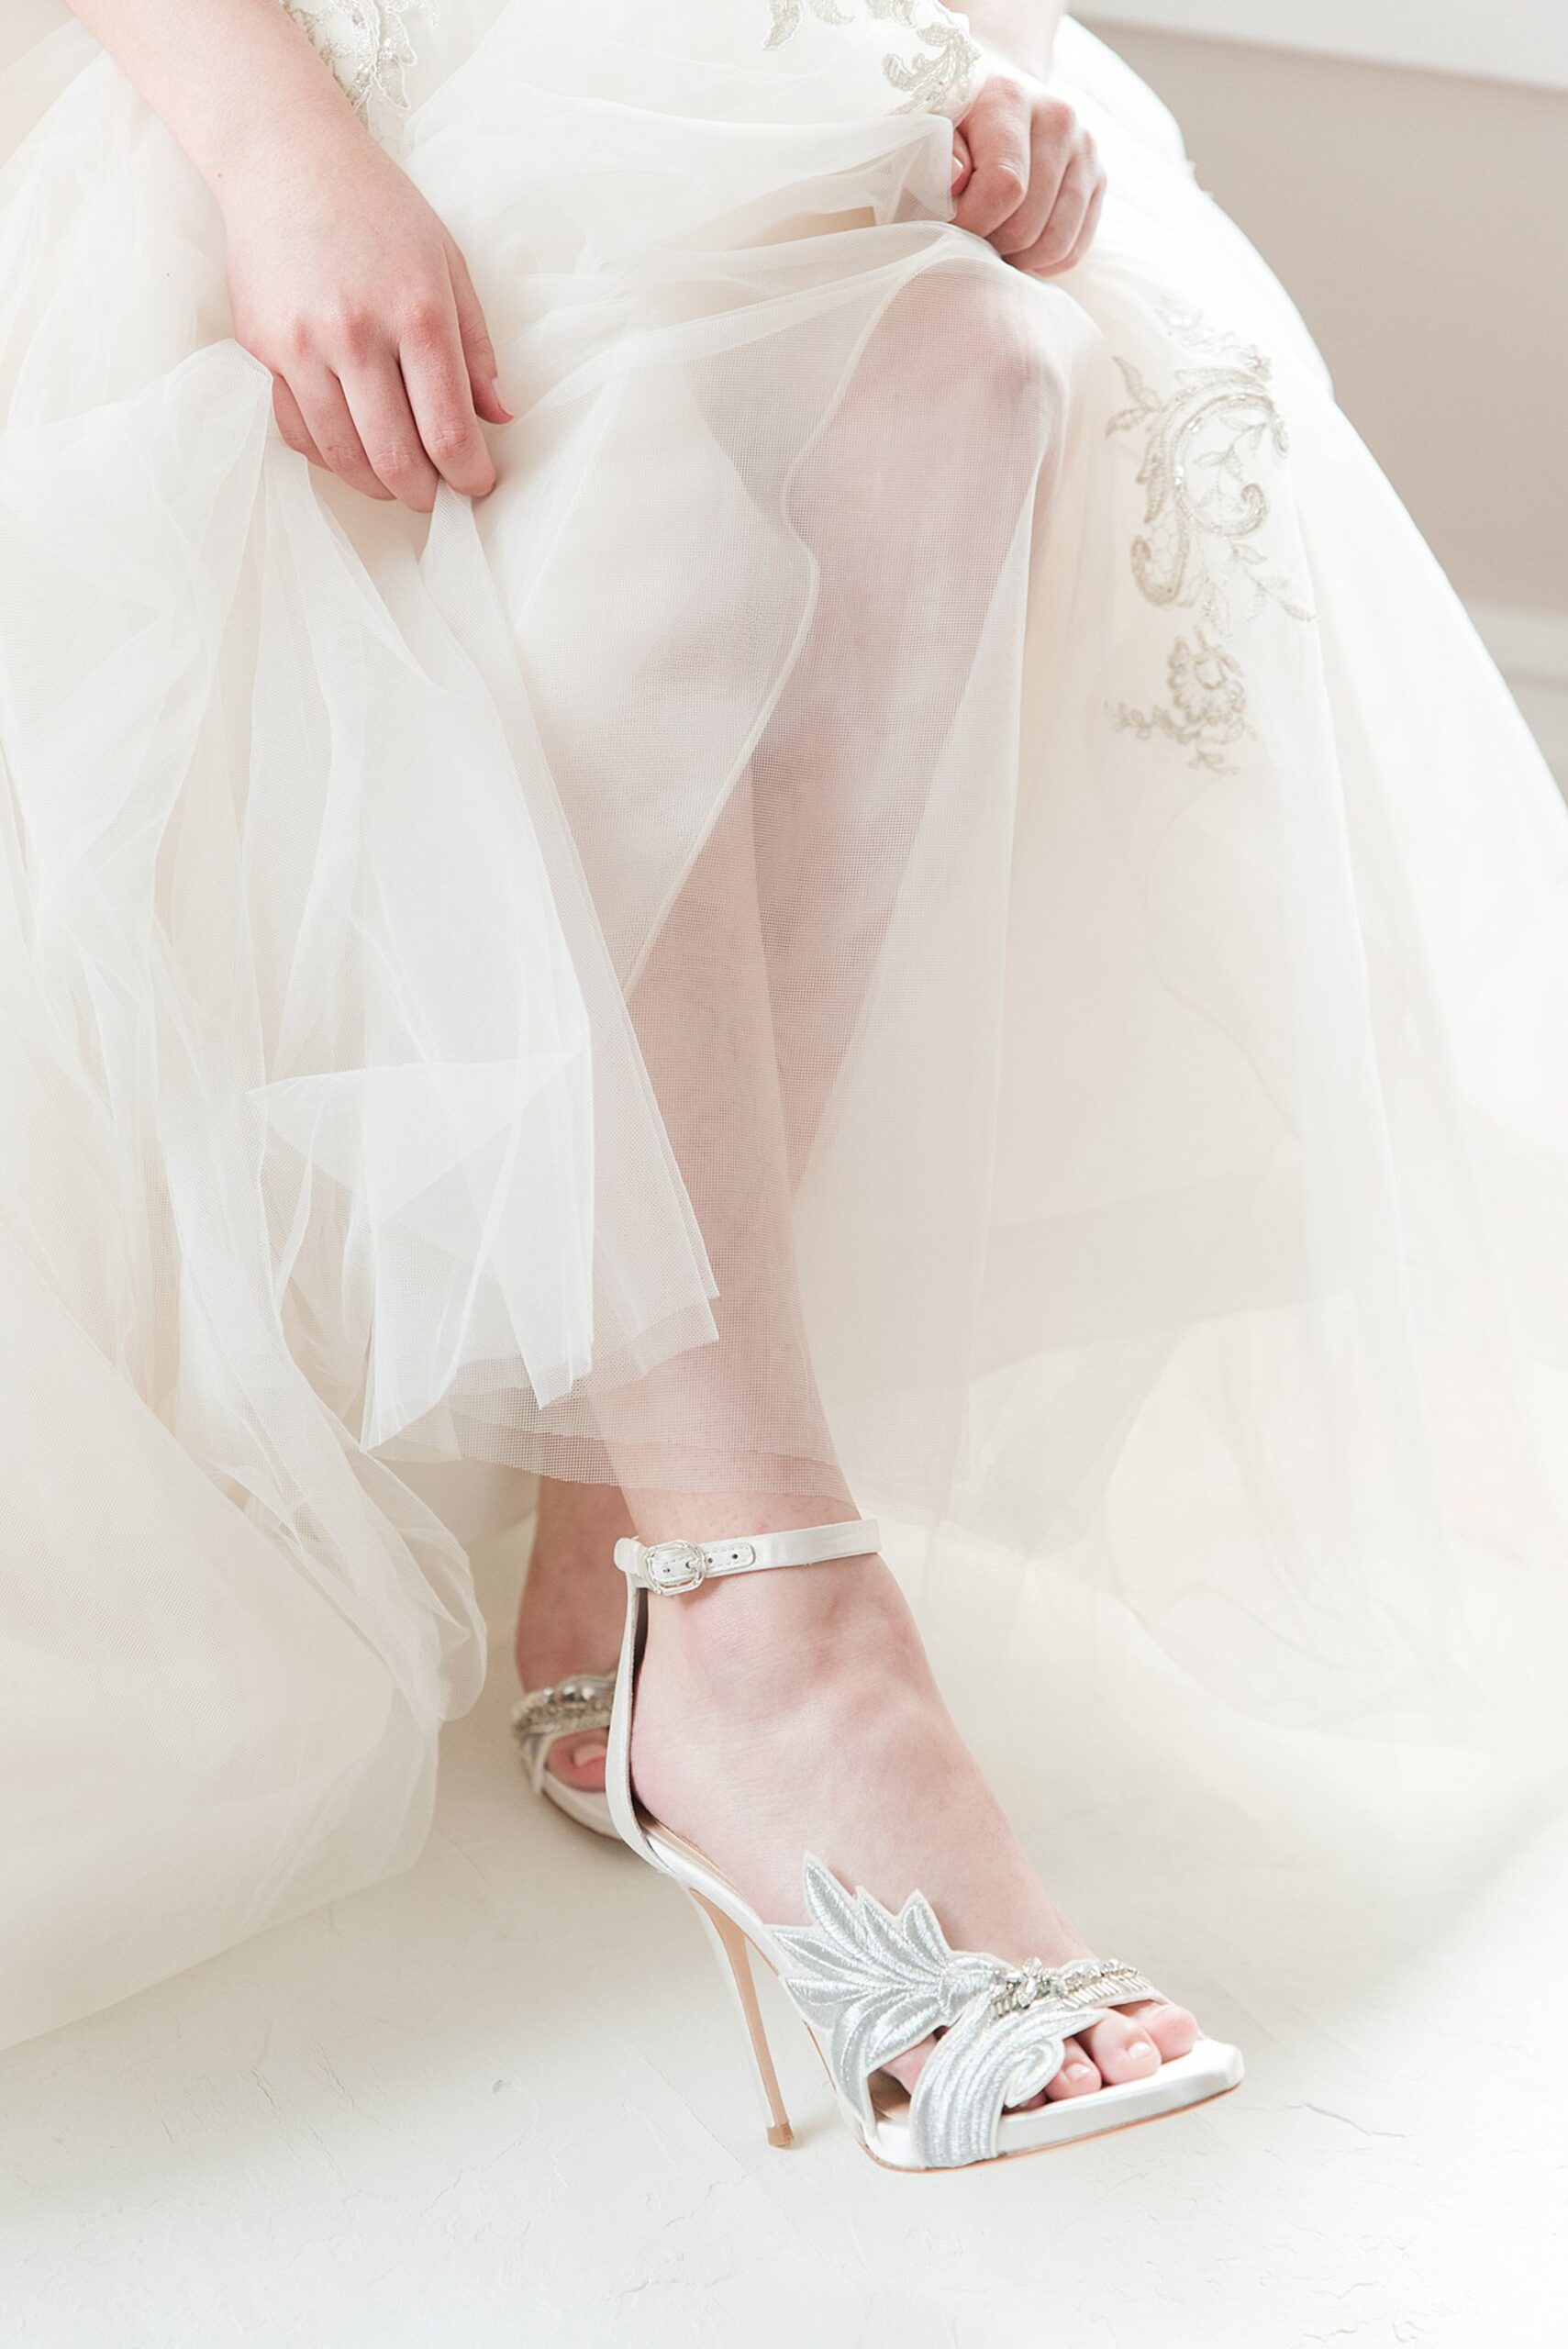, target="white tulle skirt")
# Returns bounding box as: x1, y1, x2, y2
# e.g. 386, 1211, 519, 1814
3, 1, 1566, 2049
